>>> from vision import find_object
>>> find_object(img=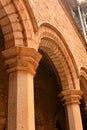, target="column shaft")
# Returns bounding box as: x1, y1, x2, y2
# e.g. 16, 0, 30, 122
8, 71, 28, 130
66, 103, 83, 130
27, 73, 35, 130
